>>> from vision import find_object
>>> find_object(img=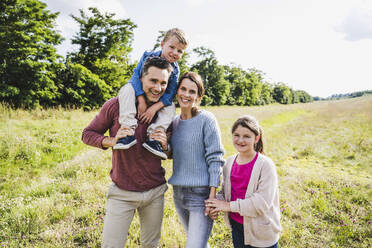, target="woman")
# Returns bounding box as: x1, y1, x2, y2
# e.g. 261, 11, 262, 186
168, 72, 225, 248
